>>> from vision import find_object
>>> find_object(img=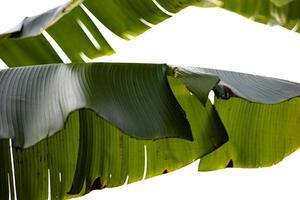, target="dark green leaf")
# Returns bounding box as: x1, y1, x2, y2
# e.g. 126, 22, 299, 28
0, 63, 192, 148
2, 0, 300, 67
0, 0, 171, 66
